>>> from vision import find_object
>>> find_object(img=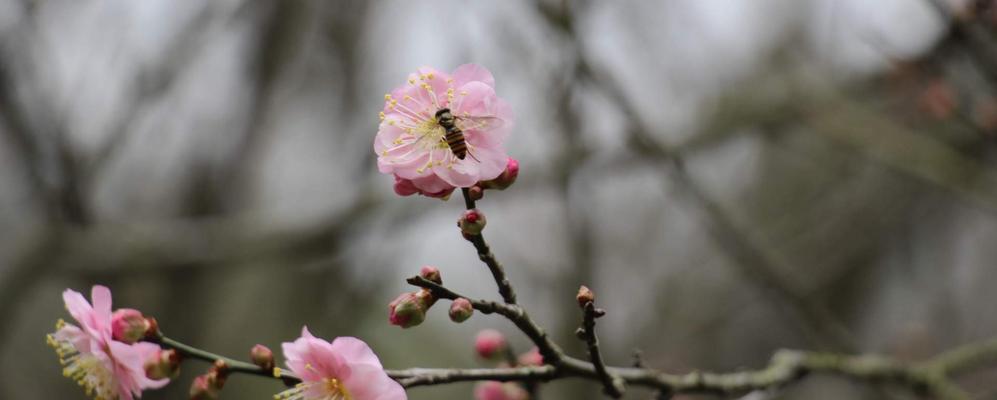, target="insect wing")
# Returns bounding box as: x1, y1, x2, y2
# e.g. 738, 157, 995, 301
455, 115, 504, 132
